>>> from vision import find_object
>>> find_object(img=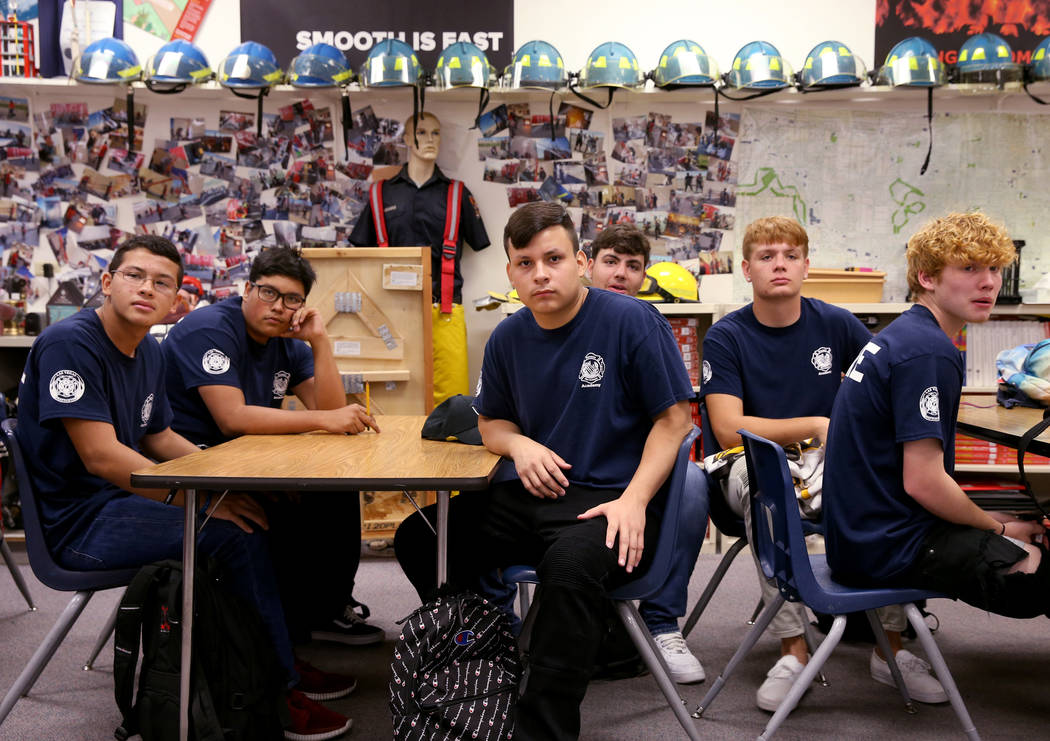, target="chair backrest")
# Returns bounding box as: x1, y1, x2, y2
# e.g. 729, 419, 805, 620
739, 428, 821, 606
608, 424, 702, 601
696, 398, 746, 539
0, 417, 136, 592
